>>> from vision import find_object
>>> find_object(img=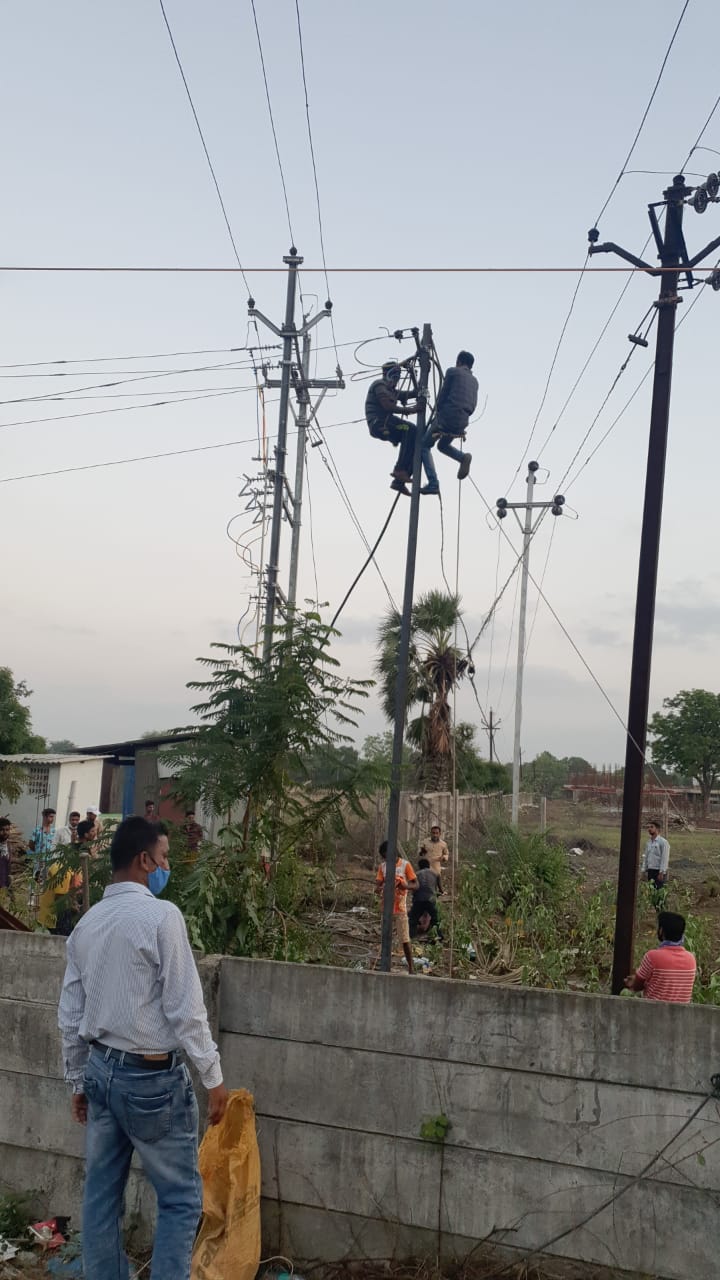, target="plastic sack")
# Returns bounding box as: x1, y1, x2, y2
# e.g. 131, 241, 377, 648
191, 1089, 261, 1280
